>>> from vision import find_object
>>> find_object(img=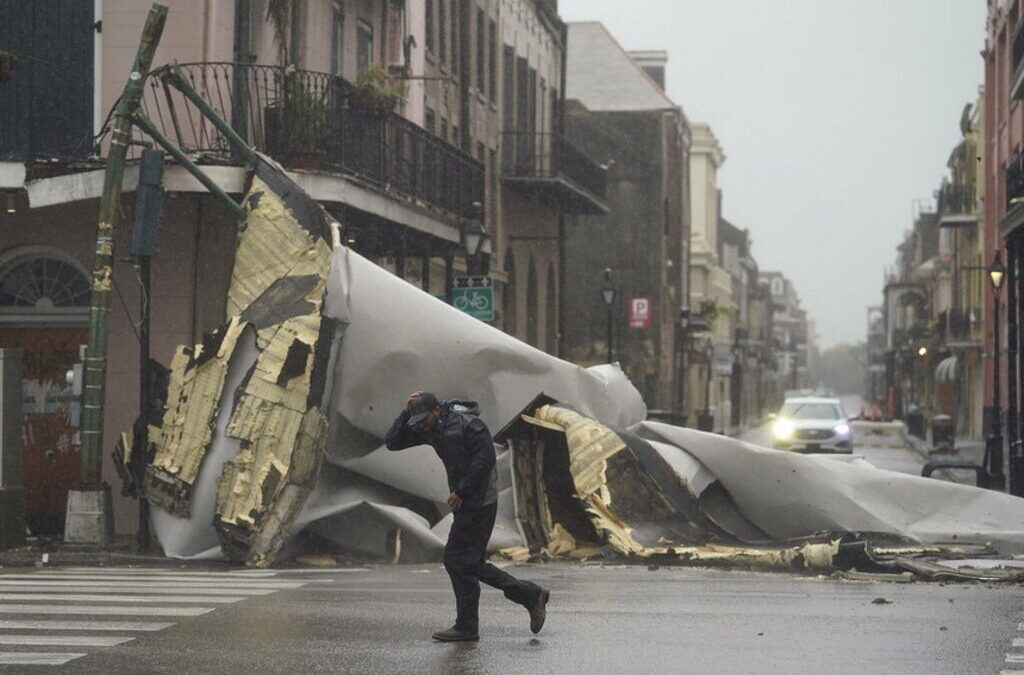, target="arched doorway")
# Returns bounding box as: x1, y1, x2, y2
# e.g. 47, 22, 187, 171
545, 263, 557, 354
526, 256, 538, 347
503, 250, 517, 337
0, 246, 89, 534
